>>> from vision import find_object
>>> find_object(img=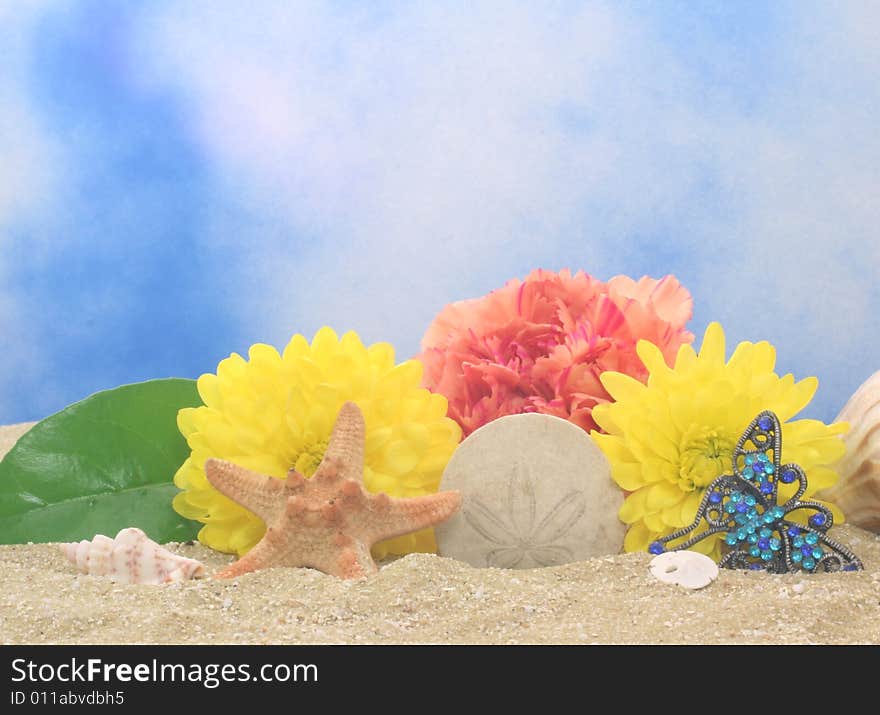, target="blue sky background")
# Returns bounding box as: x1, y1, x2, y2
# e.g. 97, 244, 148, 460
1, 1, 878, 425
